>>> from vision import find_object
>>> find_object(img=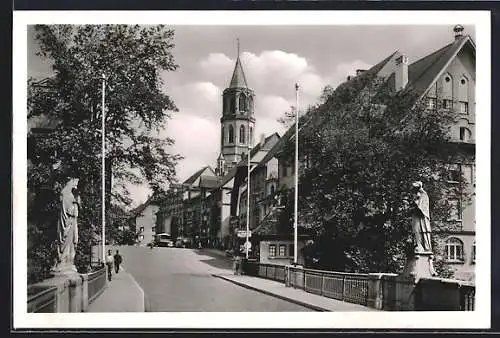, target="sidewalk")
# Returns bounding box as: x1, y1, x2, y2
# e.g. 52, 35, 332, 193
213, 274, 380, 312
87, 266, 145, 312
